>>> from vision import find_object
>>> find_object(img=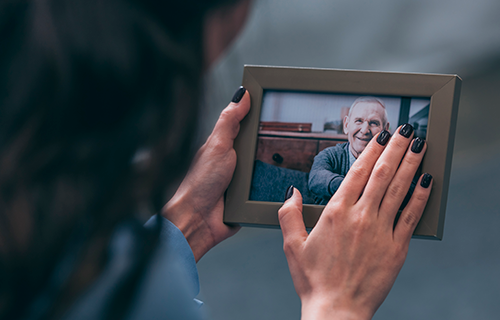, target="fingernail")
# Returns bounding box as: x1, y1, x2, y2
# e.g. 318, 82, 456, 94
411, 137, 425, 153
399, 123, 414, 138
285, 185, 294, 201
376, 130, 391, 146
421, 173, 433, 188
231, 86, 246, 103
